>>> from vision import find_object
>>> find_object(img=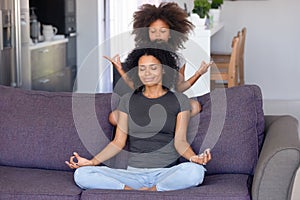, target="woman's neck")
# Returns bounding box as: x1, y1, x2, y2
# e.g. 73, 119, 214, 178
142, 86, 167, 99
